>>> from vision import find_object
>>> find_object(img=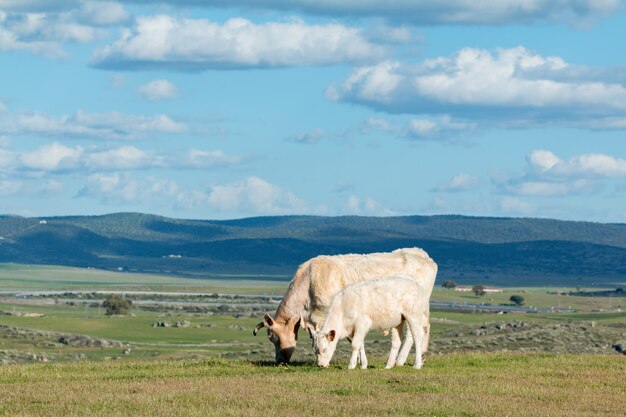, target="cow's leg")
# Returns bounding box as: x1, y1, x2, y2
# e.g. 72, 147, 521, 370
385, 324, 403, 369
359, 346, 368, 369
405, 315, 425, 369
422, 309, 430, 360
396, 322, 413, 366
